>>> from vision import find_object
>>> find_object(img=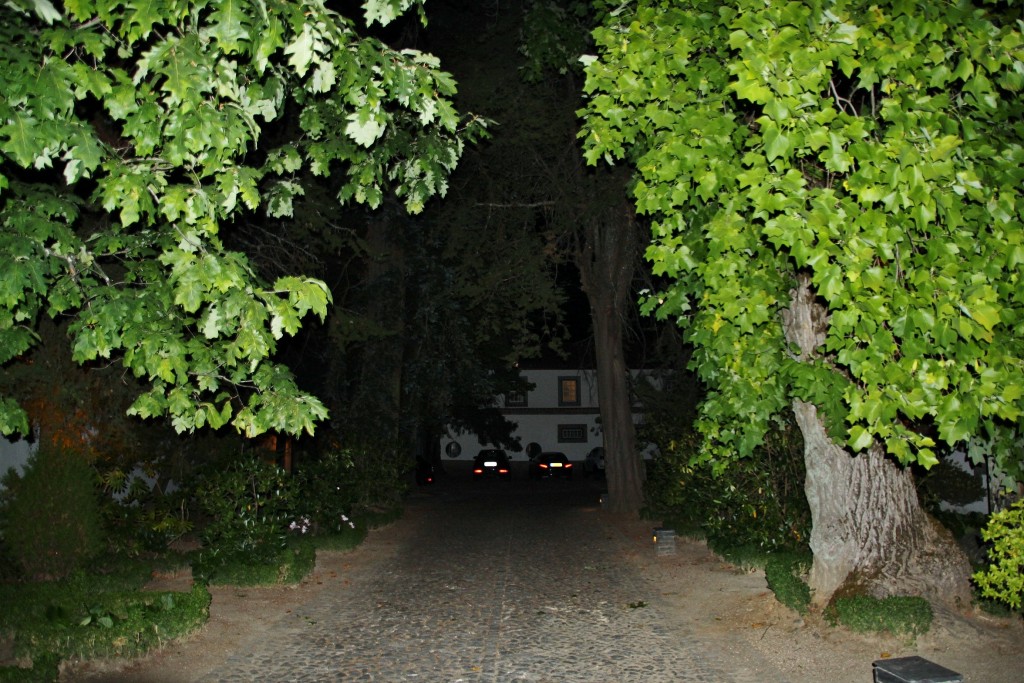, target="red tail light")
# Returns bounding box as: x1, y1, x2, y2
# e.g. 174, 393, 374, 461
564, 462, 573, 469
499, 468, 509, 474
539, 463, 549, 469
473, 468, 483, 474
